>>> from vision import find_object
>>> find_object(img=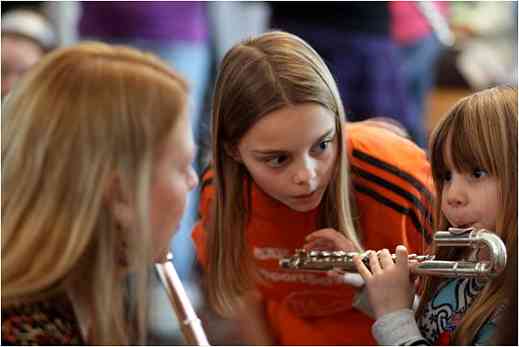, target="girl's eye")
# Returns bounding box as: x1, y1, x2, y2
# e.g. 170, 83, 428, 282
472, 168, 488, 179
265, 155, 288, 168
313, 140, 331, 154
443, 171, 452, 182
